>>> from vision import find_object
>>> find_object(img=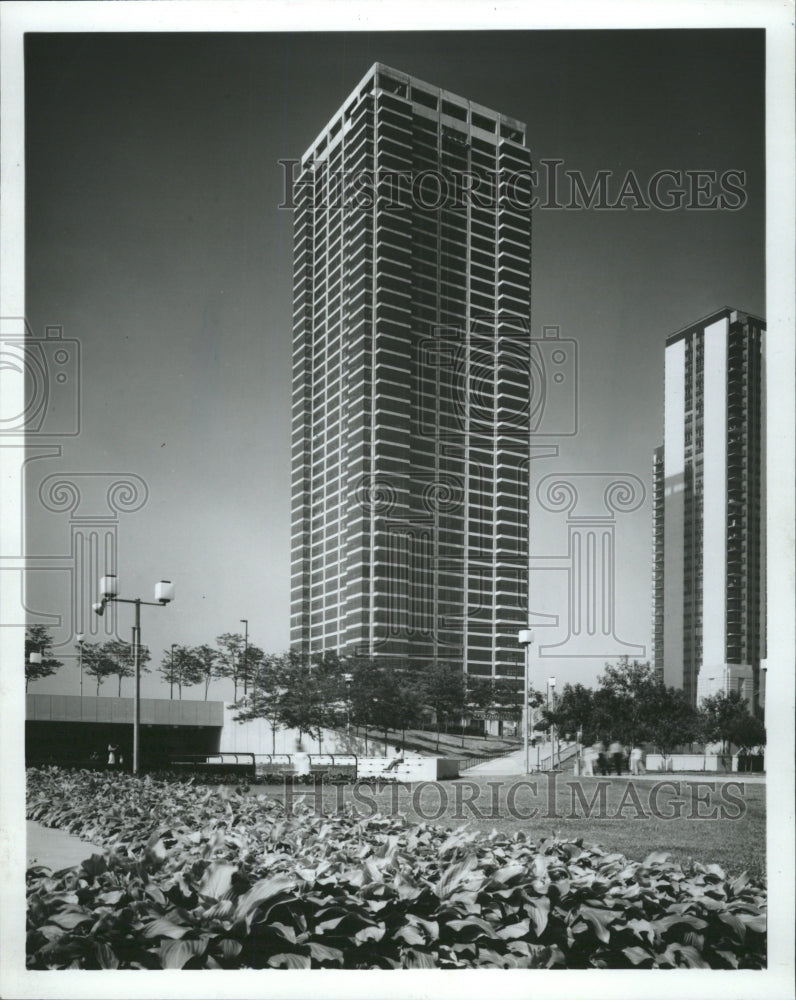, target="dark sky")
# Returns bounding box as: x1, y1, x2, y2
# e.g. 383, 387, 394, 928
23, 30, 764, 698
